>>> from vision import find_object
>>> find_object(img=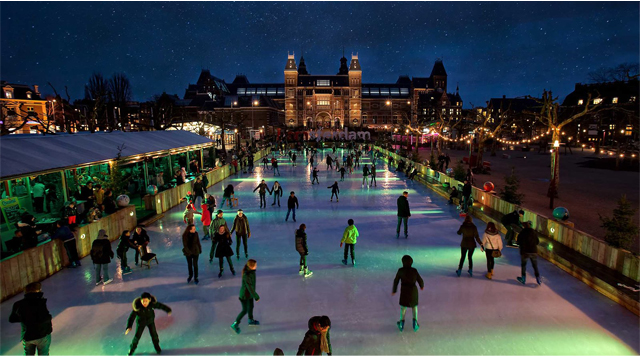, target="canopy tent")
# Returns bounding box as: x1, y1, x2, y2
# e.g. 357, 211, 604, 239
1, 130, 214, 180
